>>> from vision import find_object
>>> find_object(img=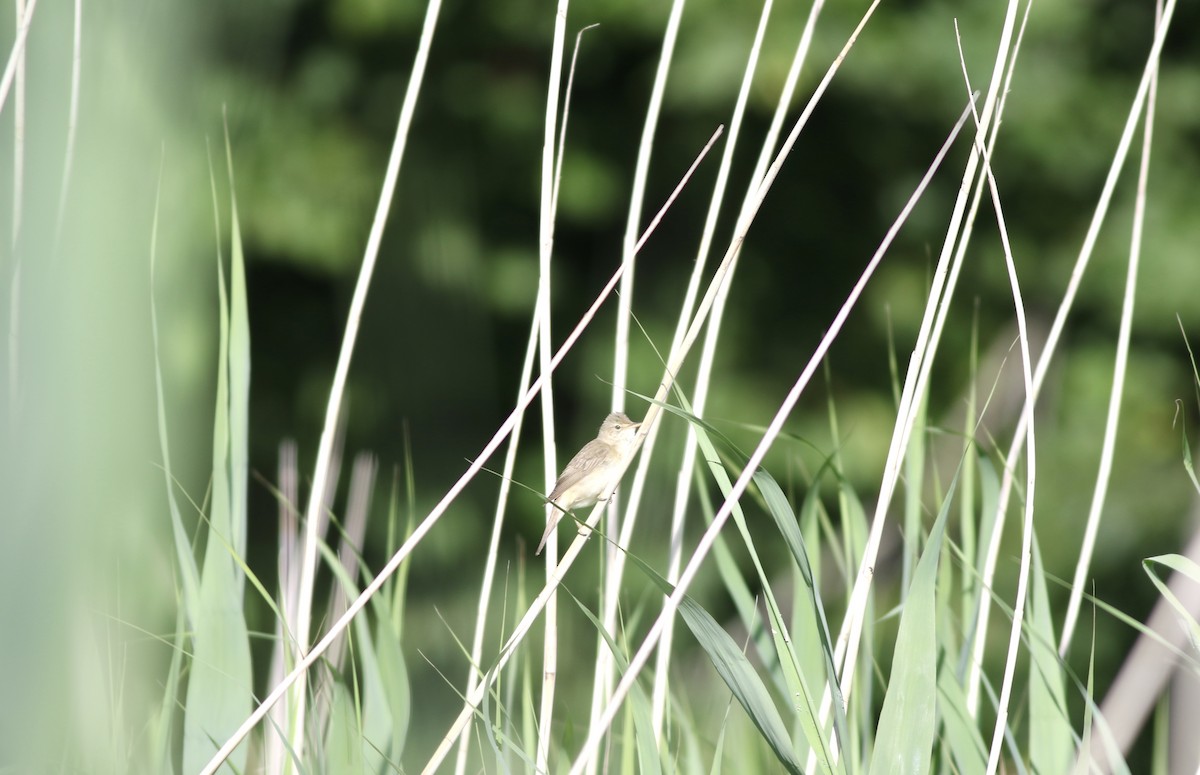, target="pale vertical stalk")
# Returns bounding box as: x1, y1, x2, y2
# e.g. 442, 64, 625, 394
286, 0, 443, 763
1057, 16, 1158, 657
965, 0, 1176, 714
953, 0, 1034, 718
567, 95, 969, 771
589, 2, 686, 764
453, 299, 540, 775
456, 24, 592, 775
6, 0, 27, 419
2, 0, 36, 421
610, 0, 686, 416
950, 40, 1039, 770
420, 130, 723, 775
980, 181, 1034, 774
4, 260, 14, 419
266, 441, 300, 775
314, 453, 377, 736
6, 238, 17, 419
822, 1, 1021, 751
535, 2, 569, 770
324, 452, 377, 667
0, 0, 35, 112
12, 0, 24, 243
53, 0, 83, 253
959, 302, 980, 629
